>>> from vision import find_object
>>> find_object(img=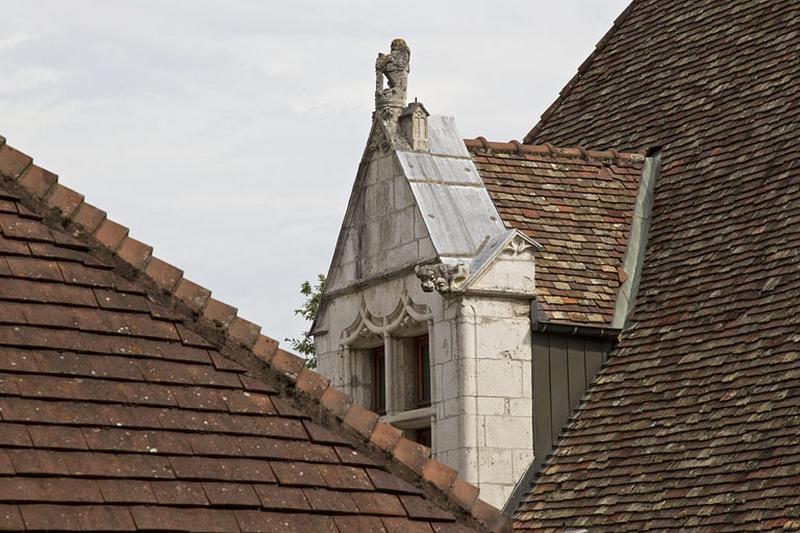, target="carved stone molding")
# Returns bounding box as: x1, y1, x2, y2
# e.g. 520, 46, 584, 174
500, 233, 537, 258
339, 290, 431, 347
366, 121, 394, 154
414, 262, 469, 294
